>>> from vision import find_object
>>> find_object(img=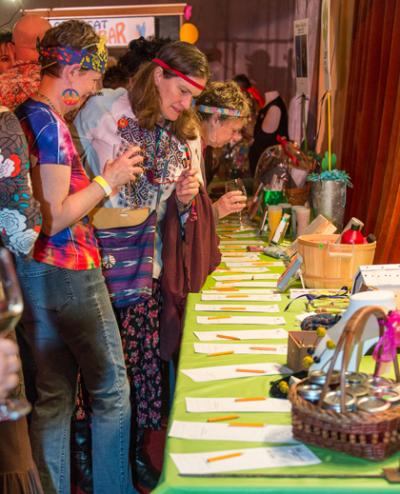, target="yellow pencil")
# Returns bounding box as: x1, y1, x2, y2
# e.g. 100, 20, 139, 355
234, 397, 267, 402
216, 334, 241, 341
206, 452, 243, 463
219, 307, 246, 311
235, 368, 265, 374
207, 315, 231, 320
249, 346, 276, 351
207, 415, 239, 423
229, 422, 265, 427
207, 351, 234, 357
